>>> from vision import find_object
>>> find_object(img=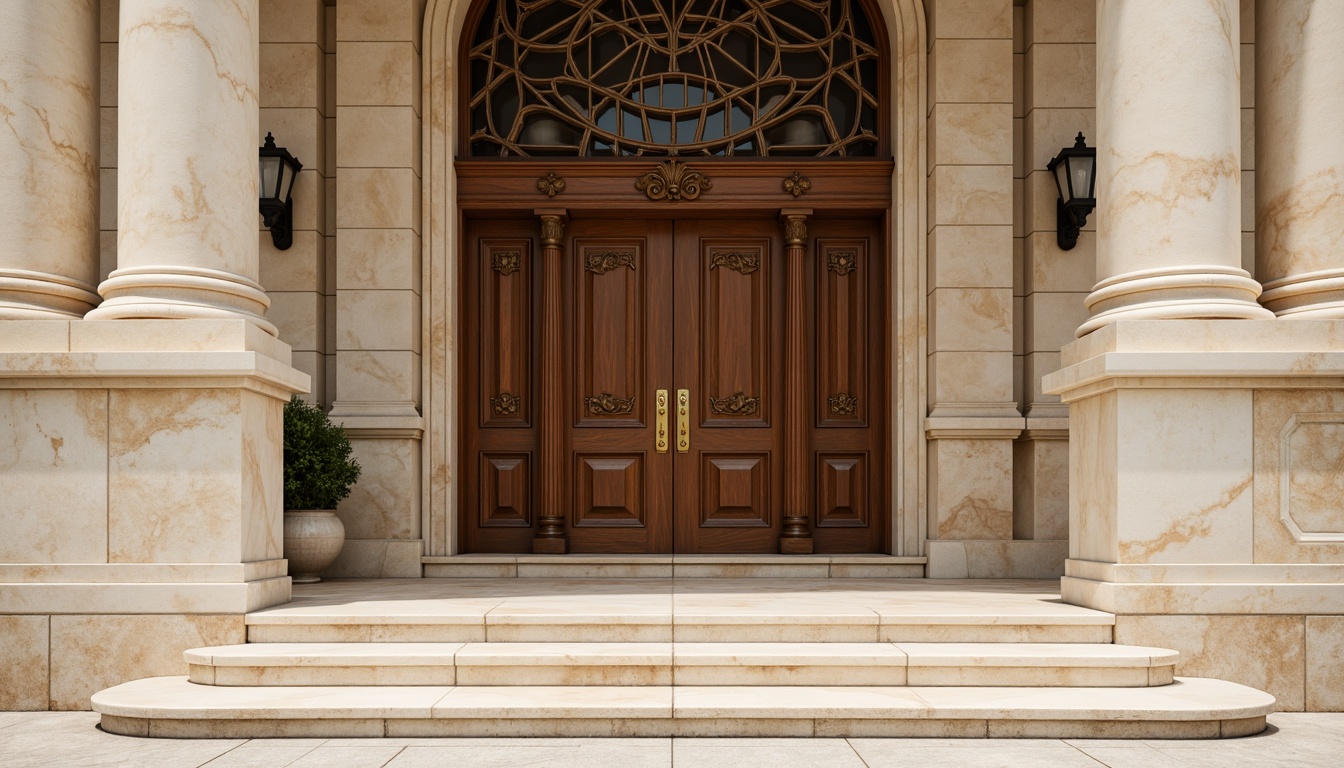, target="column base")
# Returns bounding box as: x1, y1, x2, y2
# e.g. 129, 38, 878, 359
1260, 268, 1344, 318
86, 266, 277, 336
0, 268, 100, 319
1078, 265, 1273, 337
780, 537, 814, 555
532, 538, 567, 555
